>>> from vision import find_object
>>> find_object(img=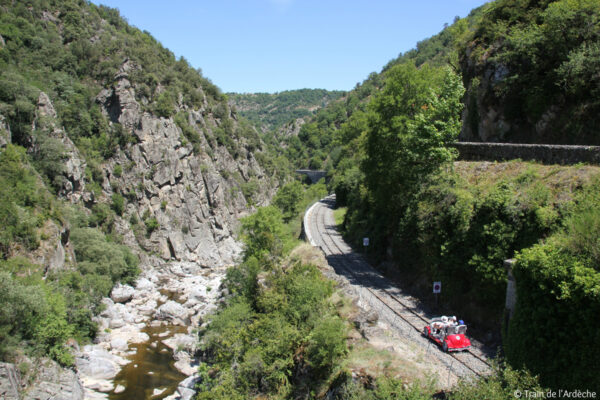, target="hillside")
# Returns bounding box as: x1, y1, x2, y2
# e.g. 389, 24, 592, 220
460, 0, 600, 144
316, 0, 600, 391
1, 0, 599, 397
269, 5, 488, 171
227, 89, 345, 132
0, 0, 286, 397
